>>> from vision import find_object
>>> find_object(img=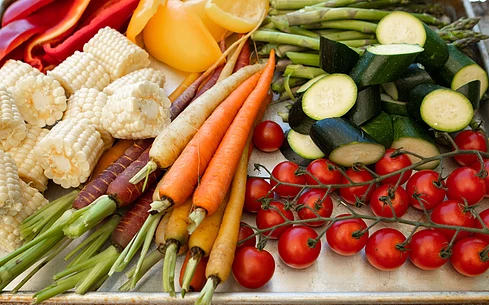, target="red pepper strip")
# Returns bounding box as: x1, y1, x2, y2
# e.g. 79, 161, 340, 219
2, 0, 55, 27
75, 0, 120, 30
42, 0, 139, 66
24, 0, 90, 69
